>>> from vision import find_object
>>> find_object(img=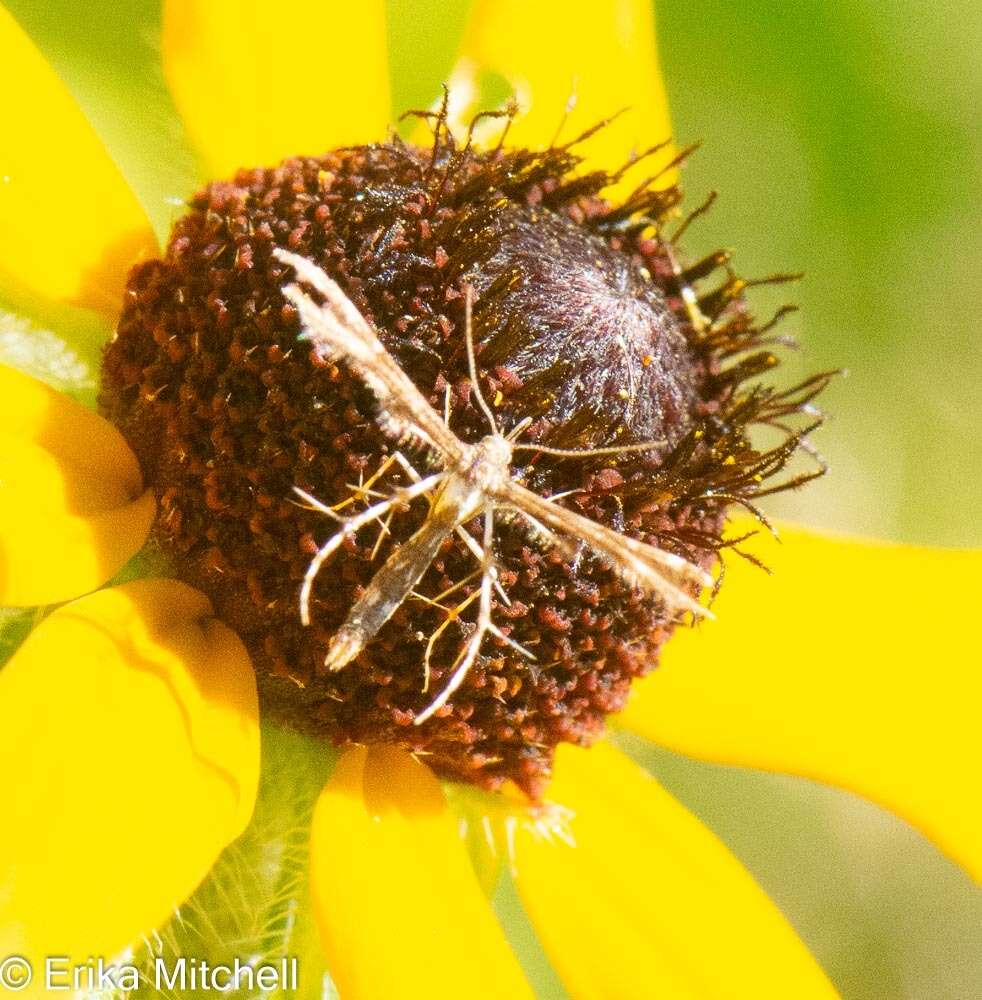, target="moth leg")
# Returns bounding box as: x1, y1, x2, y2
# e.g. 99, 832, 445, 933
415, 502, 497, 725
421, 572, 533, 695
296, 453, 409, 562
453, 521, 511, 607
411, 568, 482, 610
422, 587, 482, 693
333, 451, 402, 515
391, 449, 426, 483
297, 473, 445, 628
344, 450, 451, 561
486, 623, 536, 661
292, 486, 344, 520
369, 507, 397, 561
344, 452, 408, 556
